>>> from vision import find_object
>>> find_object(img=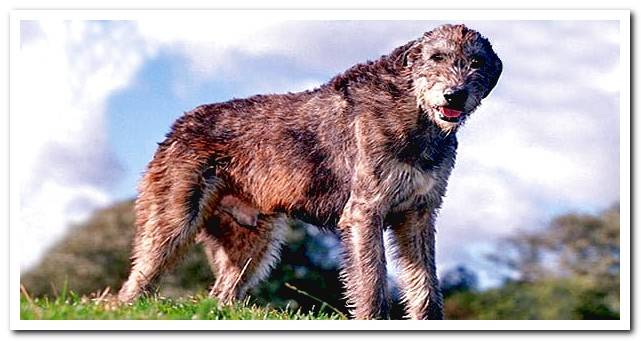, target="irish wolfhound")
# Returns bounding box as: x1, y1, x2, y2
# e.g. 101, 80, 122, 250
118, 24, 503, 320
